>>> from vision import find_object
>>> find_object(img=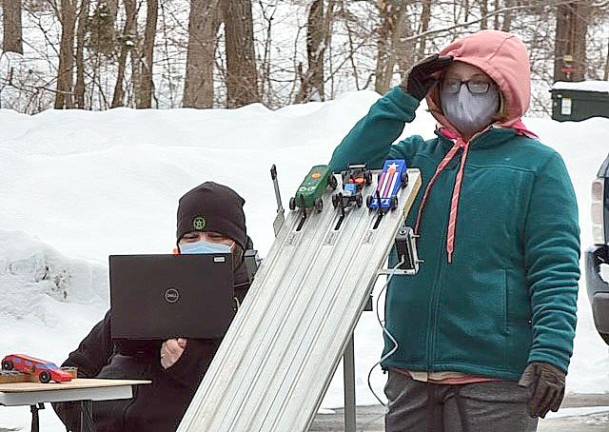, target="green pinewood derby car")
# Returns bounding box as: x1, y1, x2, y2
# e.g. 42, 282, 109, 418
289, 165, 338, 212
